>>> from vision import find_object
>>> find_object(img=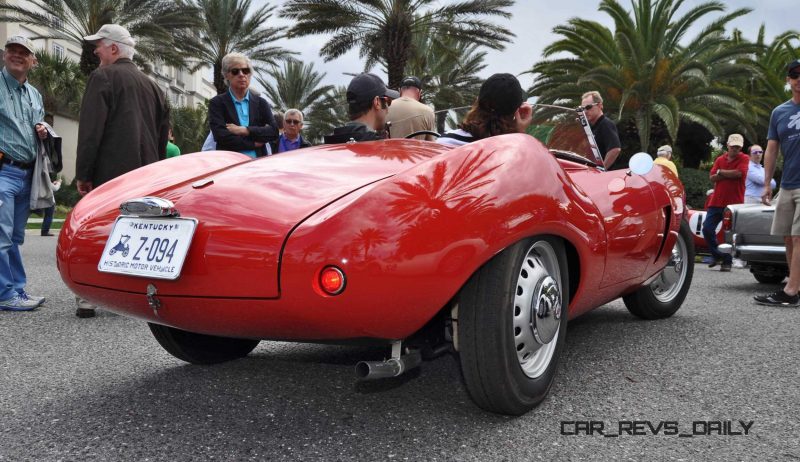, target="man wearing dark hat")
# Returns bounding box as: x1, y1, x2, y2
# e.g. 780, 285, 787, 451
438, 73, 532, 146
755, 59, 800, 306
581, 91, 621, 170
386, 76, 436, 140
324, 73, 399, 144
74, 24, 169, 317
0, 36, 49, 311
